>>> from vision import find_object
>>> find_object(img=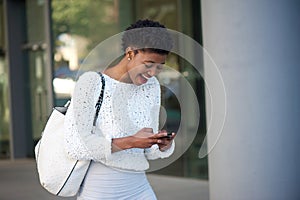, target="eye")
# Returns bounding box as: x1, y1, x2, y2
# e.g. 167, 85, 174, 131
157, 64, 163, 70
144, 63, 153, 68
